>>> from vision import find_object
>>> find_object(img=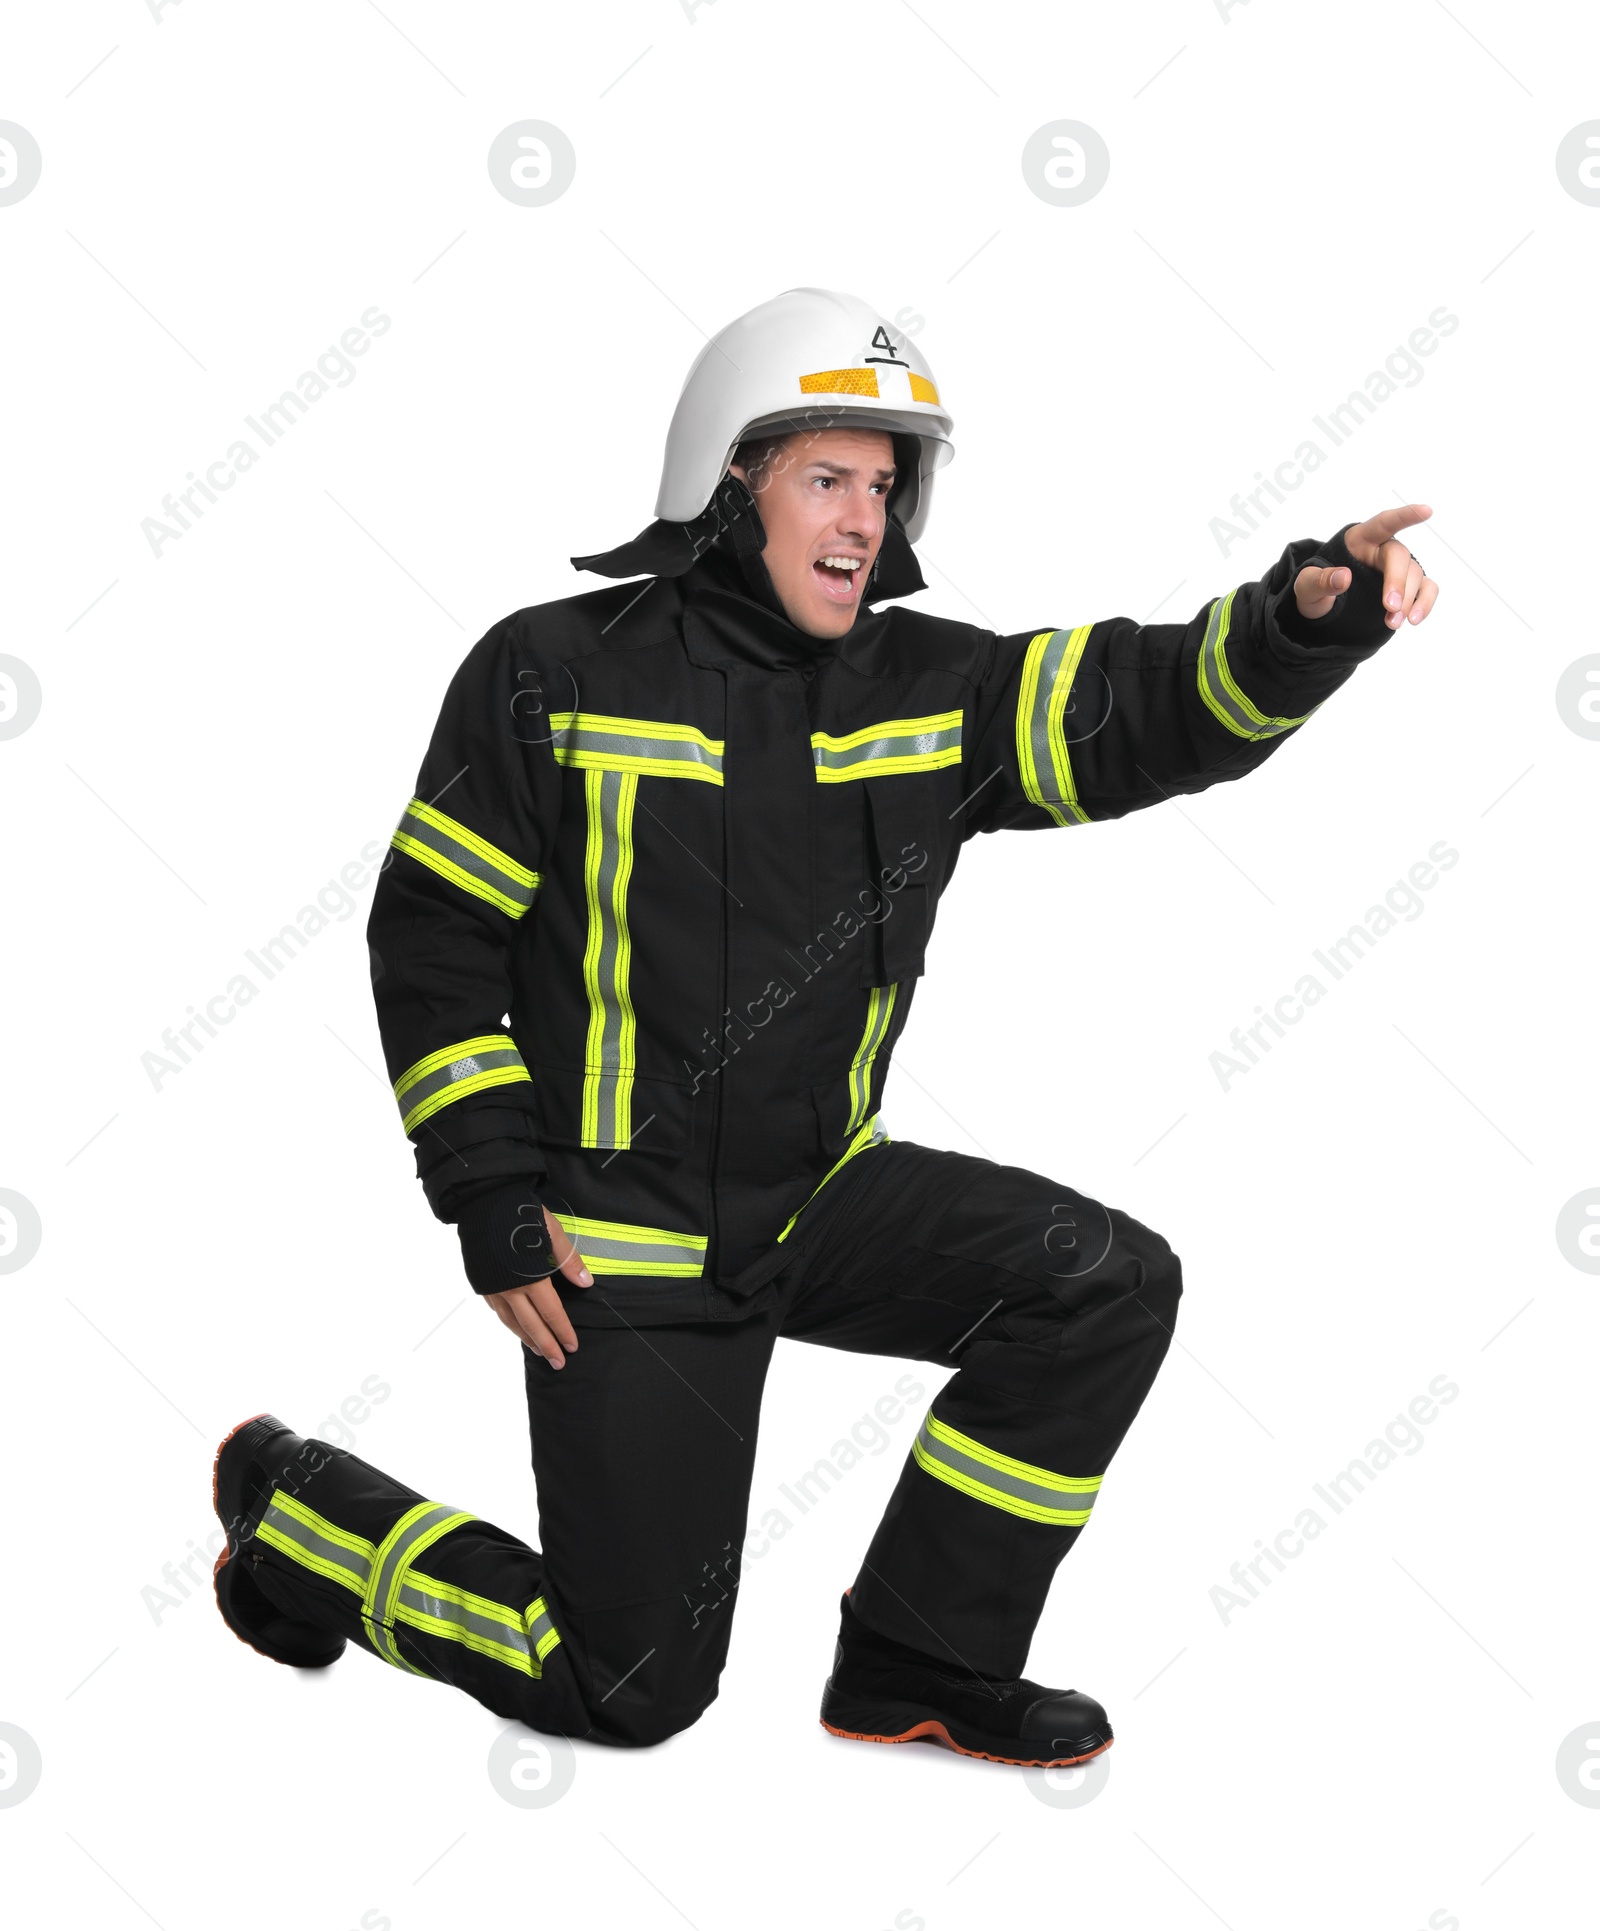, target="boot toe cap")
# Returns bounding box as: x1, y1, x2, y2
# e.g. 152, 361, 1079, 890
1020, 1688, 1111, 1751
